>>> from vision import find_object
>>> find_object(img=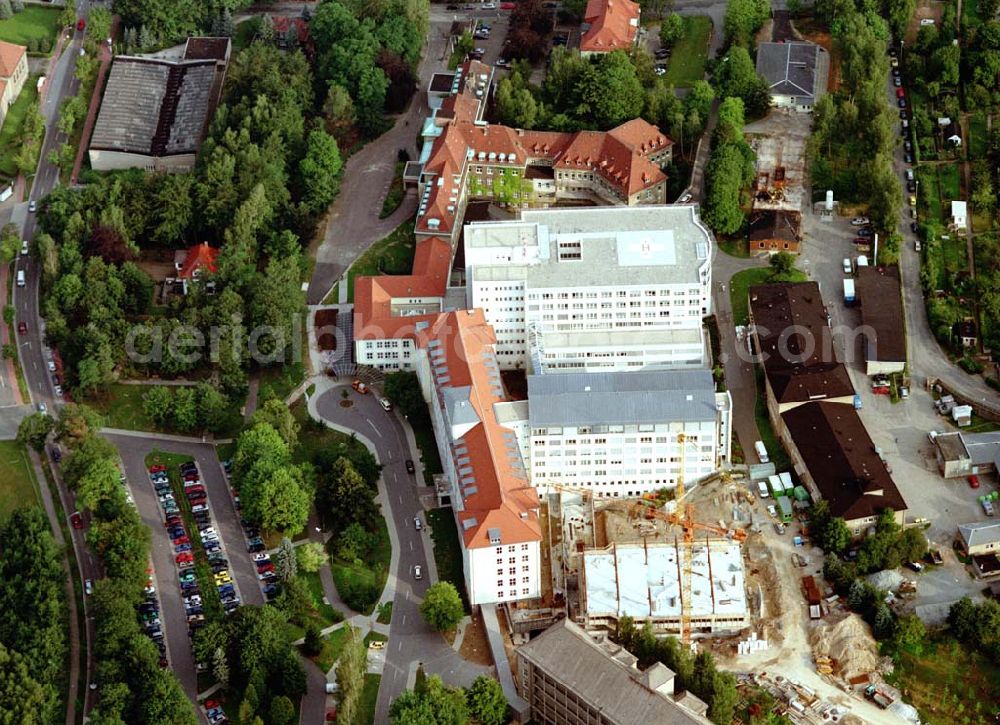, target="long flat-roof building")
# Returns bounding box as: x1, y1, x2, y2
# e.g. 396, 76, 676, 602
782, 401, 906, 536
466, 206, 713, 373
580, 540, 749, 635
89, 37, 230, 172
516, 618, 712, 725
748, 282, 855, 438
855, 265, 906, 375
525, 369, 731, 497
